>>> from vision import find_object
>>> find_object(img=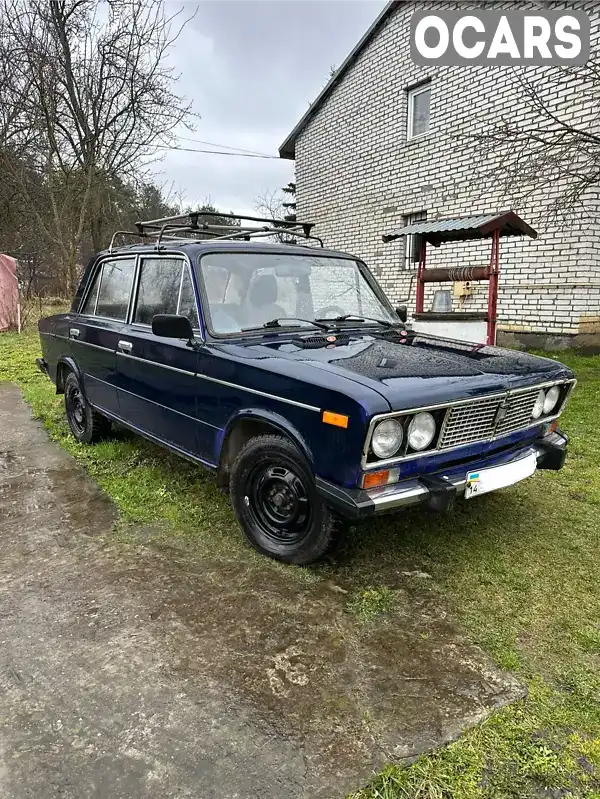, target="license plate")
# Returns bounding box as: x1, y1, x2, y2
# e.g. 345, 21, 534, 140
464, 451, 537, 500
